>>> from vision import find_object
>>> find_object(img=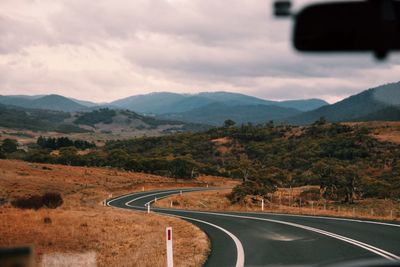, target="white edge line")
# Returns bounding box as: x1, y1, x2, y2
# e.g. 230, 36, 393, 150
107, 189, 245, 267
165, 213, 245, 267
242, 211, 400, 228
108, 189, 400, 263
152, 208, 400, 261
